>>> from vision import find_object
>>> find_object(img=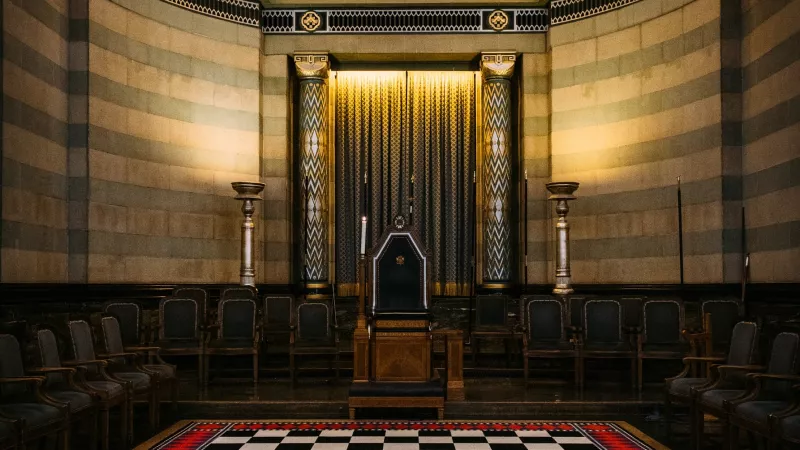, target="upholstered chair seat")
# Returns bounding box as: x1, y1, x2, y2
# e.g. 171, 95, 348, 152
156, 339, 202, 349
0, 403, 62, 428
699, 389, 744, 409
143, 364, 175, 378
780, 415, 800, 441
46, 389, 93, 413
735, 401, 788, 424
82, 380, 124, 399
668, 377, 709, 396
207, 338, 257, 349
111, 372, 150, 390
